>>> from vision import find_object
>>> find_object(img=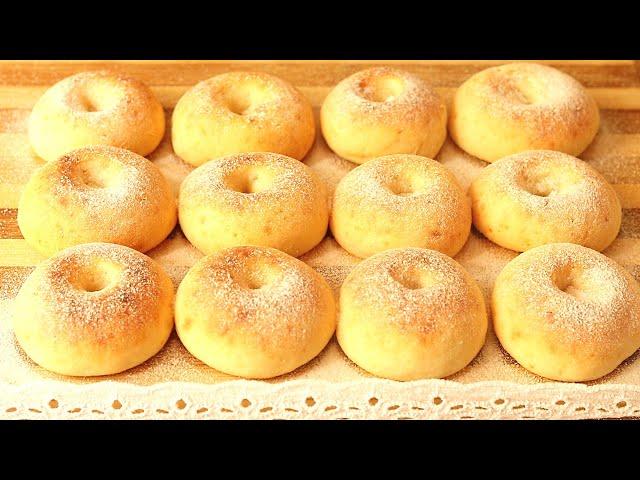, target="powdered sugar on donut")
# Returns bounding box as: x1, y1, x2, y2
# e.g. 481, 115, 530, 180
342, 248, 484, 335
180, 246, 331, 347
51, 146, 151, 211
16, 243, 169, 342
28, 70, 165, 161
497, 243, 640, 343
179, 151, 324, 213
475, 150, 618, 236
333, 67, 444, 123
473, 63, 598, 139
